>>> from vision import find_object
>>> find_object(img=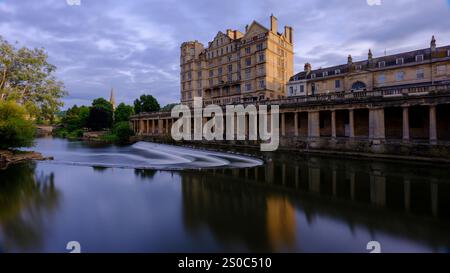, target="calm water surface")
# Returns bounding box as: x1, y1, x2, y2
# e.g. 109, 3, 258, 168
0, 137, 449, 253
